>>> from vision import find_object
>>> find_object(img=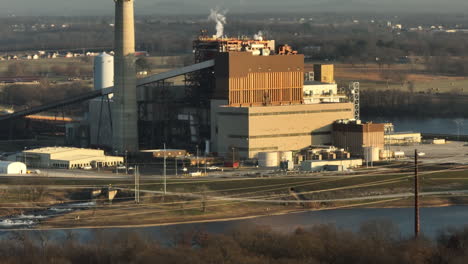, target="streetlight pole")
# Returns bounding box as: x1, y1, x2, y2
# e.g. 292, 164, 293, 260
164, 143, 167, 195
